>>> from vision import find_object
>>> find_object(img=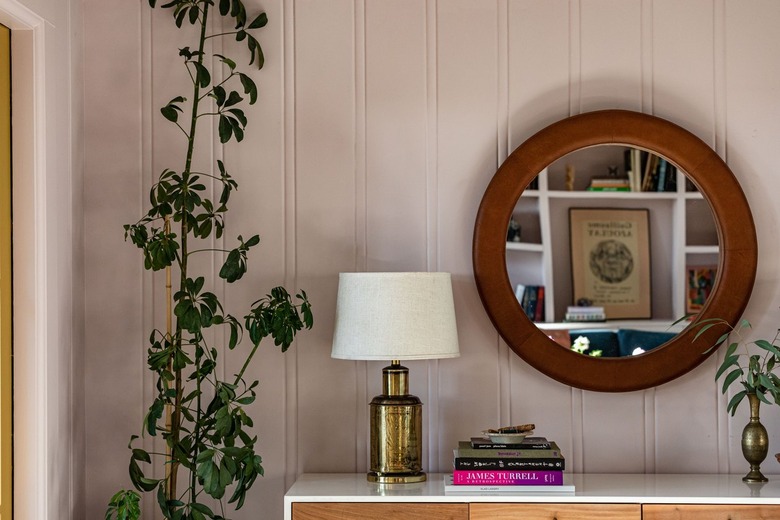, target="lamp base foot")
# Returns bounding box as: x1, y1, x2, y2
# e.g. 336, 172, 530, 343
367, 472, 427, 484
